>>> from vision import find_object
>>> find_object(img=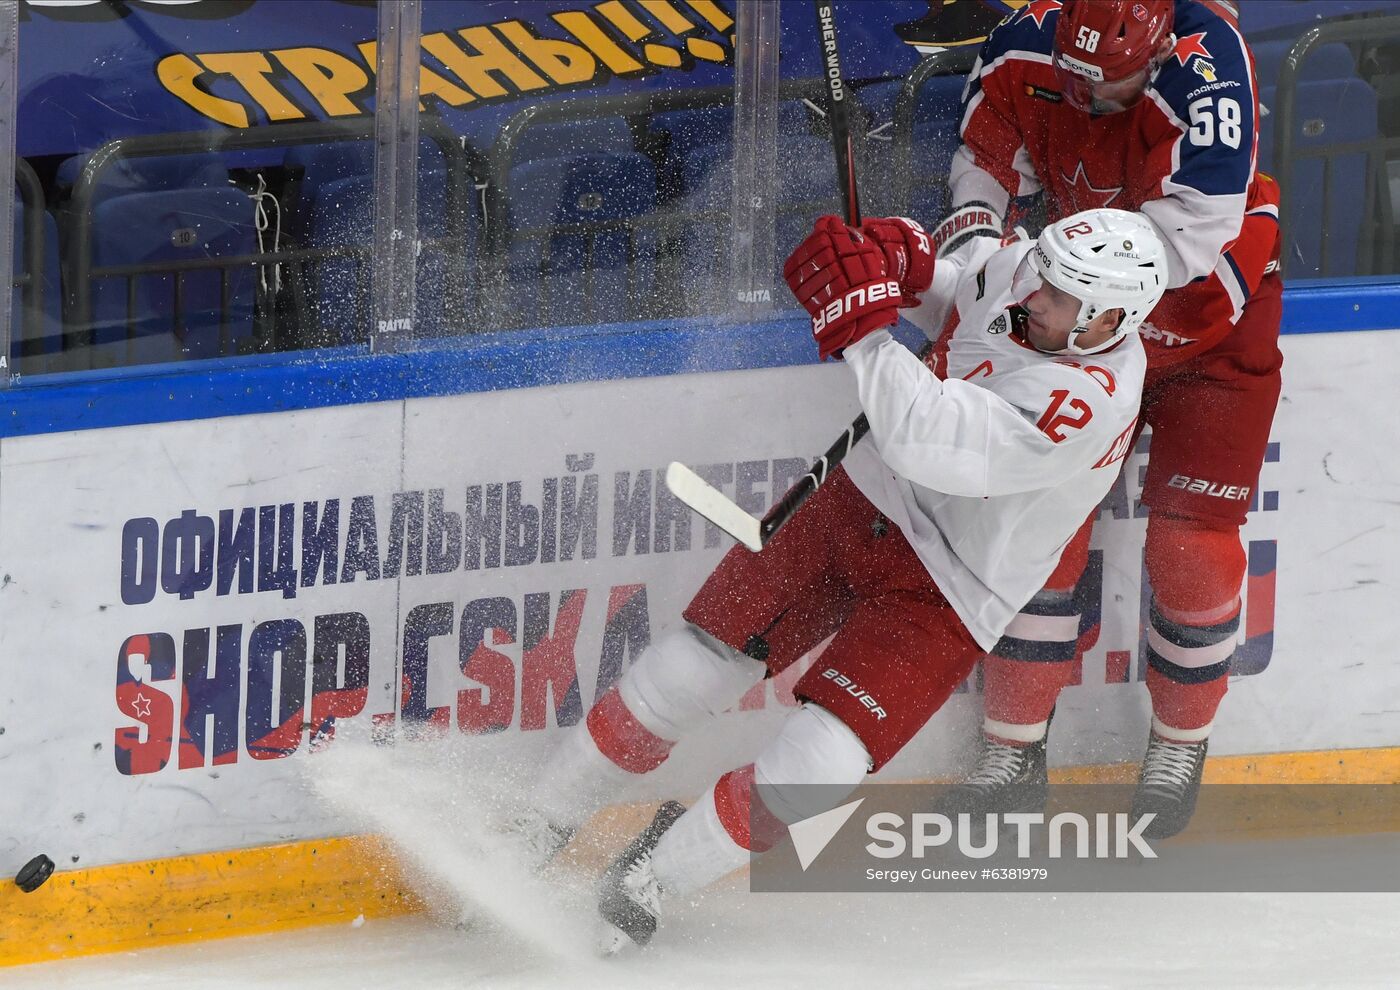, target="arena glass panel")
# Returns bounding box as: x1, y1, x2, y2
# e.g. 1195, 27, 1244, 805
398, 0, 746, 346
5, 0, 1400, 404
14, 0, 384, 379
